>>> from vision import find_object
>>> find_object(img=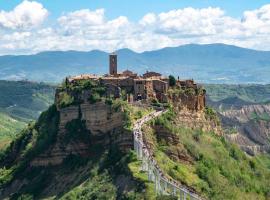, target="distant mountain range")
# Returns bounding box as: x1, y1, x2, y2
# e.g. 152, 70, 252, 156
0, 43, 270, 83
